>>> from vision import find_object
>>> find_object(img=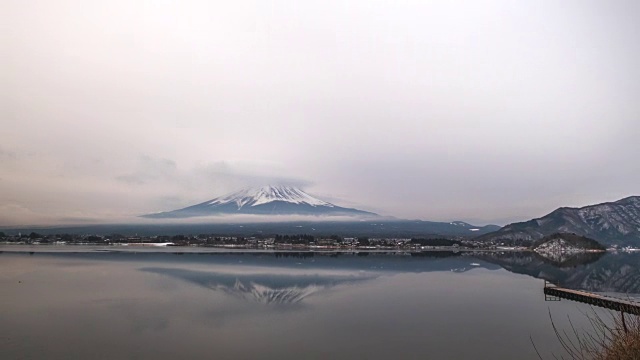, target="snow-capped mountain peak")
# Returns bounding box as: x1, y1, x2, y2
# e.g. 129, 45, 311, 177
142, 185, 378, 218
208, 185, 334, 209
